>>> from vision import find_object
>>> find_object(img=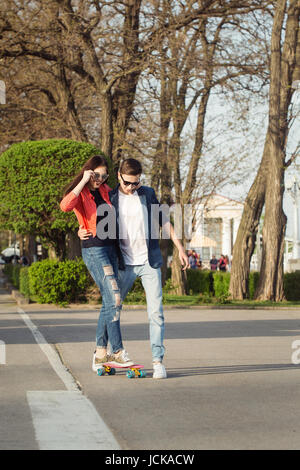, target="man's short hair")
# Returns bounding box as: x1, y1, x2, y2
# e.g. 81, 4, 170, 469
119, 158, 142, 175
